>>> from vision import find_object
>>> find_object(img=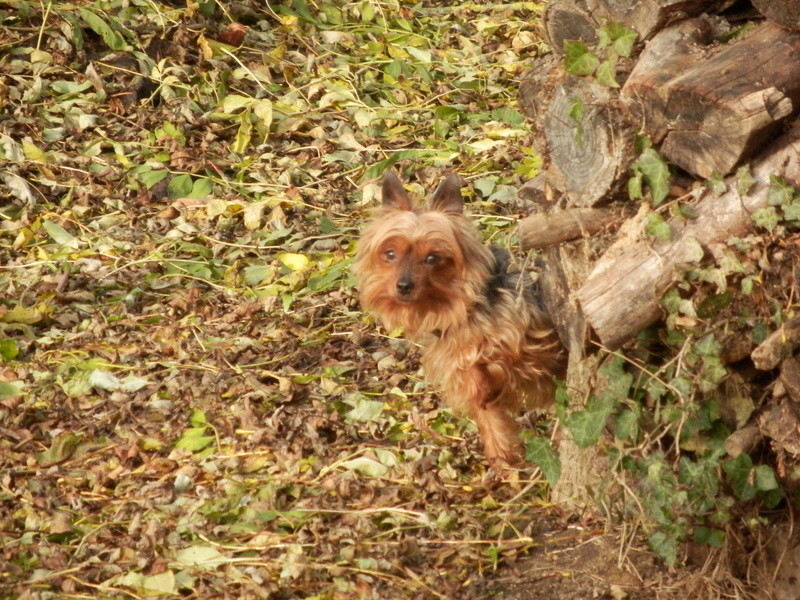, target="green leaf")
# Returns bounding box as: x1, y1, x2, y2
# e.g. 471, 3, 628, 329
565, 405, 608, 448
723, 453, 756, 501
648, 530, 678, 567
695, 527, 725, 548
43, 220, 76, 245
632, 148, 670, 206
645, 213, 671, 241
490, 107, 524, 125
244, 265, 272, 286
78, 8, 127, 50
138, 168, 169, 189
0, 338, 19, 361
750, 206, 780, 231
628, 171, 643, 200
338, 457, 388, 477
784, 200, 800, 221
190, 408, 208, 427
175, 427, 215, 452
615, 409, 639, 442
174, 545, 227, 568
767, 175, 795, 206
563, 40, 599, 76
345, 398, 385, 422
0, 380, 23, 400
524, 436, 561, 487
598, 22, 638, 57
754, 464, 779, 491
736, 165, 755, 196
36, 432, 82, 467
168, 174, 194, 199
595, 59, 619, 88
